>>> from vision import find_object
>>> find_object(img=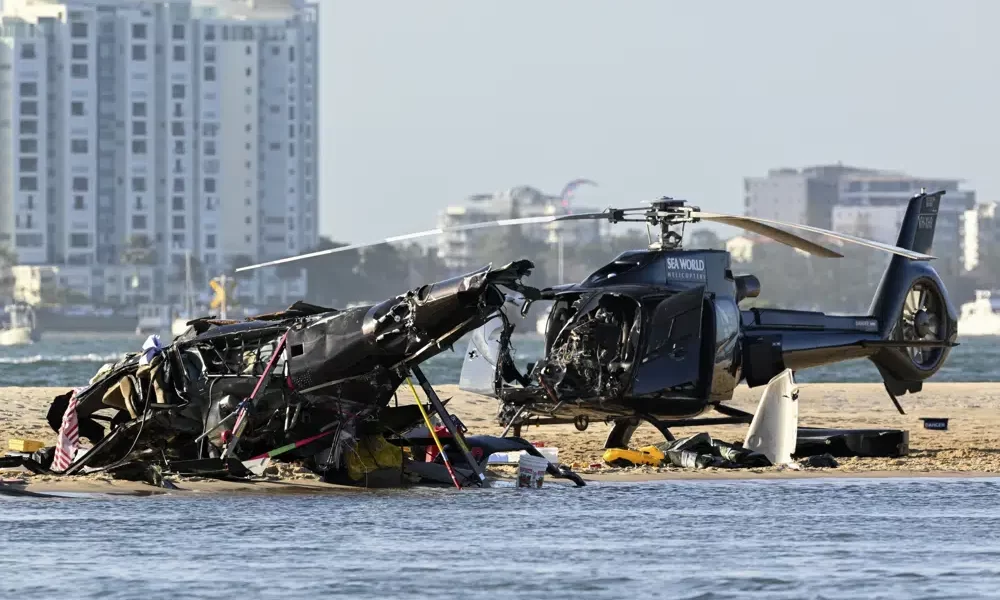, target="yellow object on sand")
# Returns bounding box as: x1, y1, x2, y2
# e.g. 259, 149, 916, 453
8, 438, 45, 453
346, 434, 403, 481
603, 445, 666, 468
